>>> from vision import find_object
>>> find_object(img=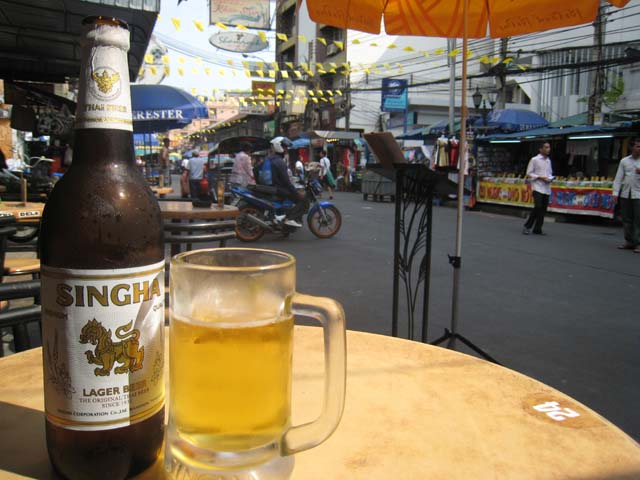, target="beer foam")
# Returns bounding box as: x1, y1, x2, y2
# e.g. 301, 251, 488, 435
172, 311, 289, 329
